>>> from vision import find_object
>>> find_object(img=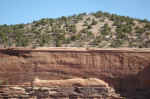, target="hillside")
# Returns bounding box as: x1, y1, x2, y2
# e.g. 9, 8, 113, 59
1, 11, 150, 48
